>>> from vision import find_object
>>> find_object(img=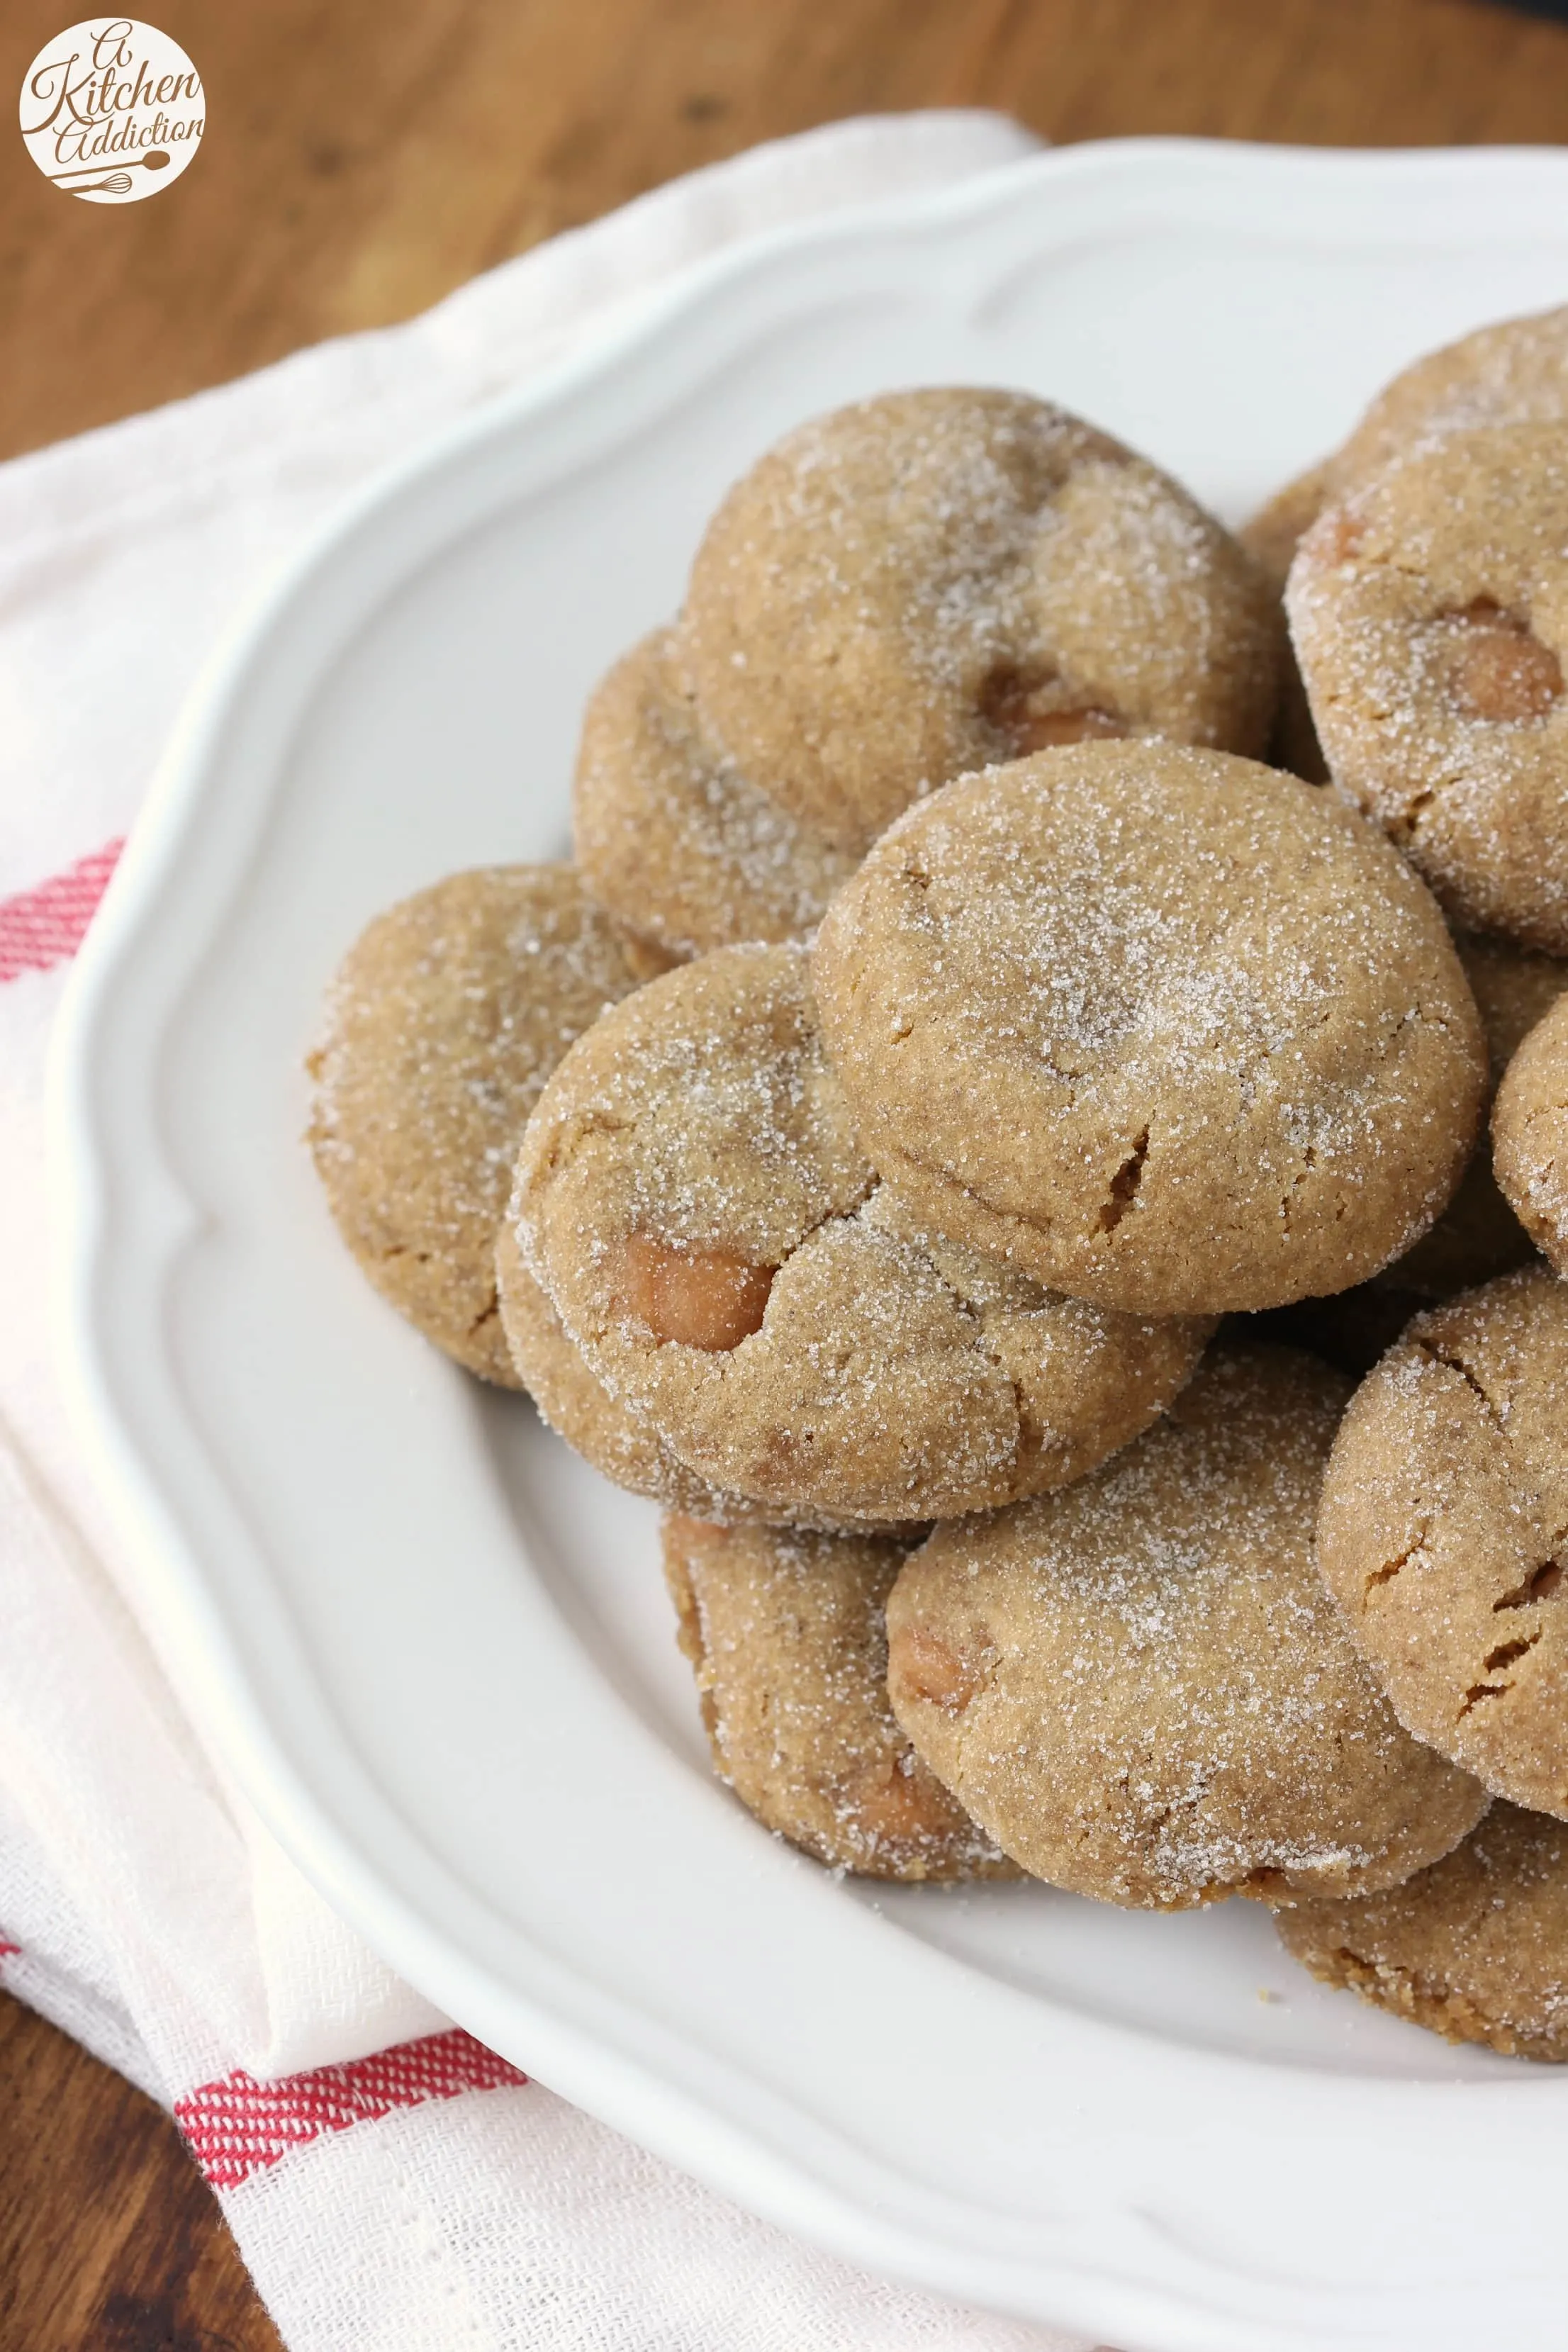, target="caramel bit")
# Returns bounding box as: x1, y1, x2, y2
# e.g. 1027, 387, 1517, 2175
844, 1757, 949, 1844
618, 1233, 773, 1350
980, 665, 1128, 756
1444, 605, 1563, 724
1316, 506, 1366, 566
888, 1622, 986, 1712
